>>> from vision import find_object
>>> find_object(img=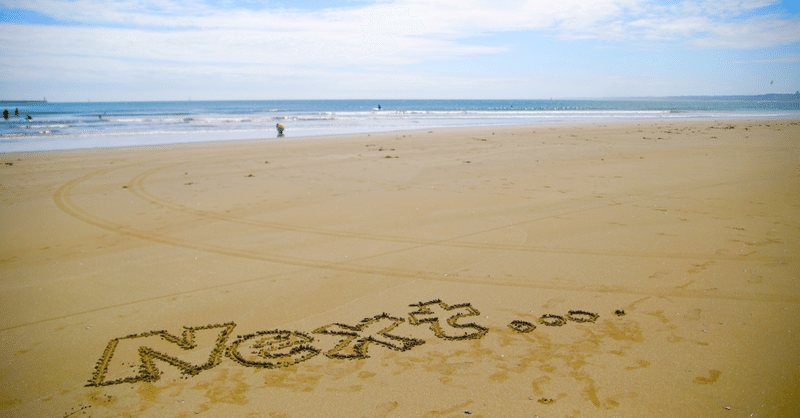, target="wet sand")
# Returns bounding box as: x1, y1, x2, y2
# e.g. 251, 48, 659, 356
1, 120, 799, 417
